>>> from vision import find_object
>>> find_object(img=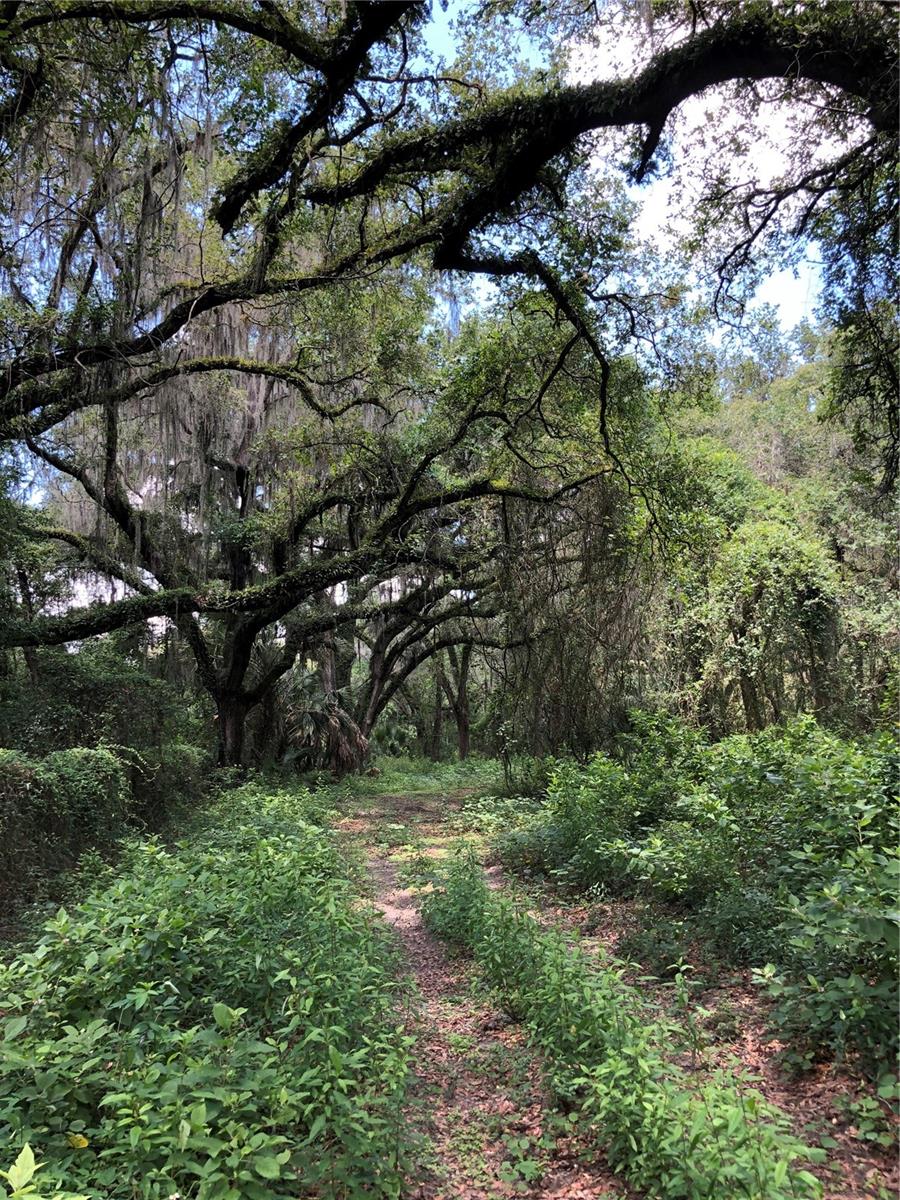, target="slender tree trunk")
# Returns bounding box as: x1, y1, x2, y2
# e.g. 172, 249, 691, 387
15, 567, 40, 684
457, 707, 470, 759
439, 644, 473, 759
738, 673, 764, 732
430, 663, 443, 761
455, 644, 471, 759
